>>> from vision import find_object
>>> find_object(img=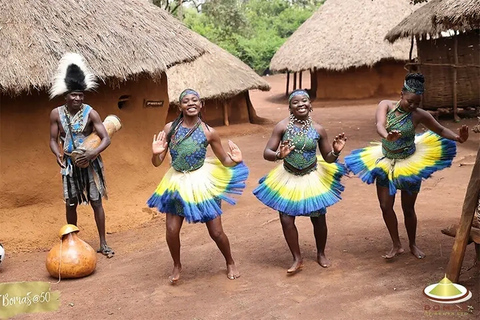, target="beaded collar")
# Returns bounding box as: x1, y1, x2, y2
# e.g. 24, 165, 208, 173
63, 104, 86, 134
286, 114, 312, 134
285, 114, 313, 152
